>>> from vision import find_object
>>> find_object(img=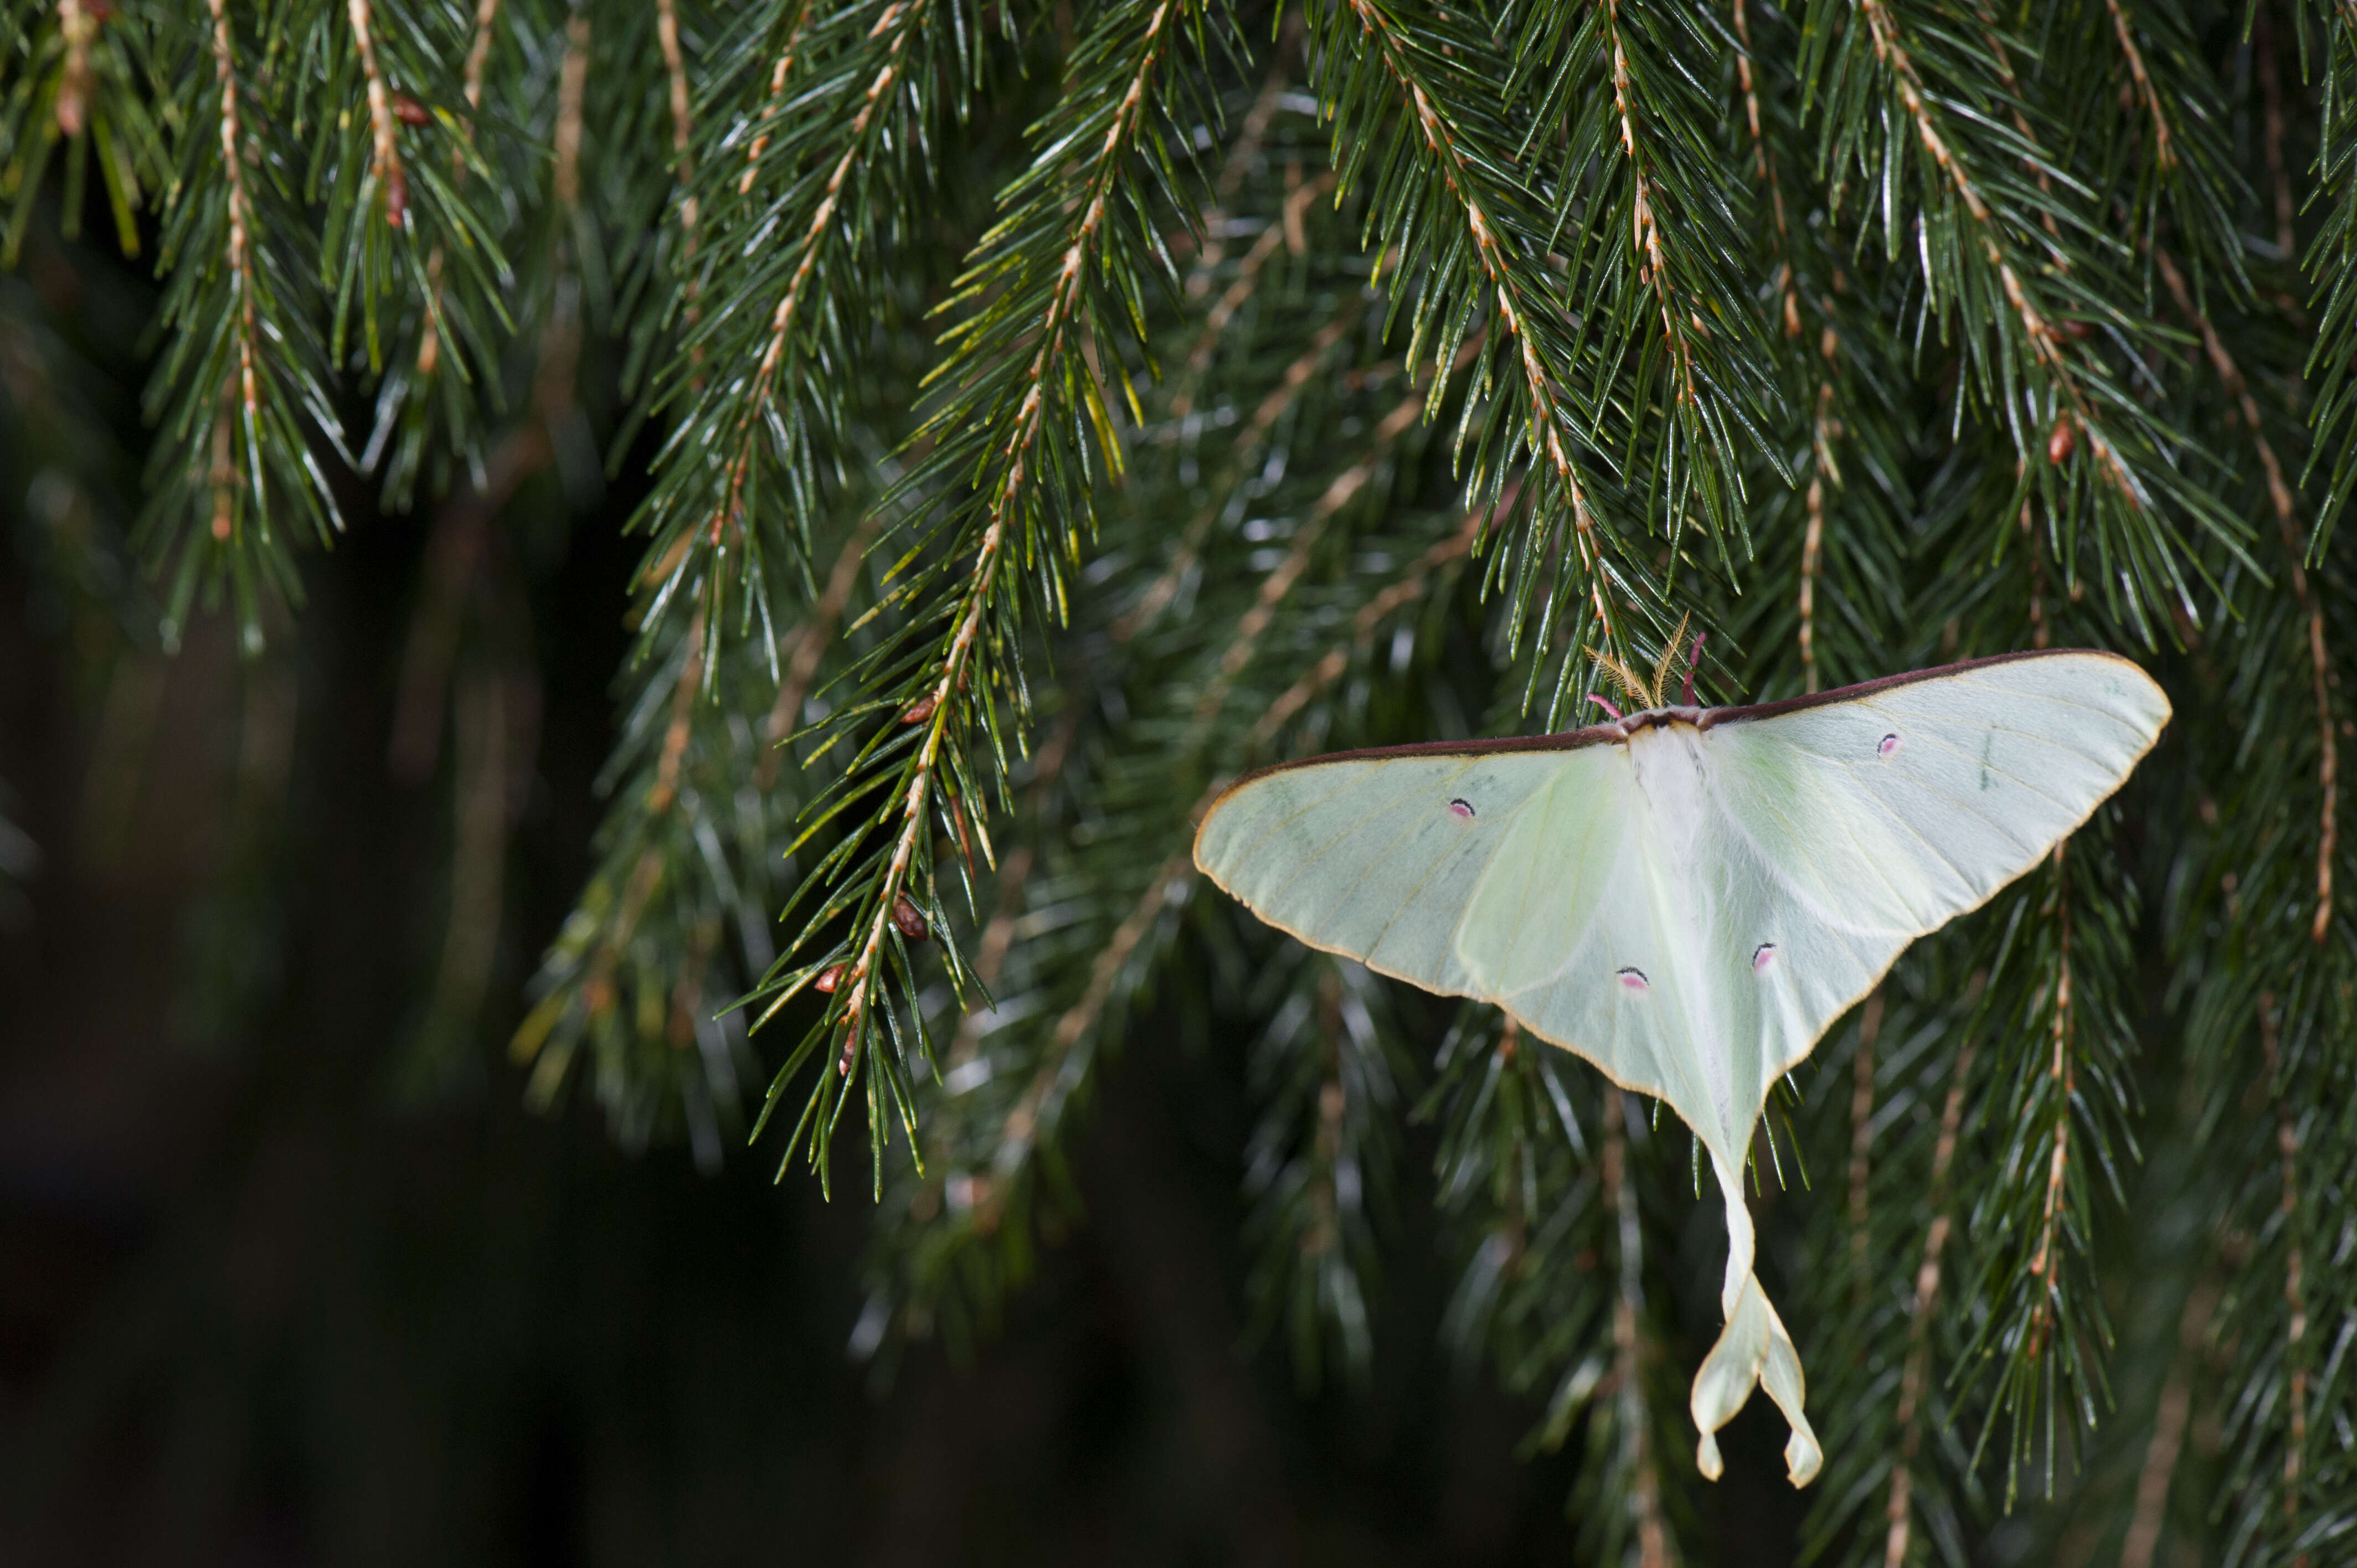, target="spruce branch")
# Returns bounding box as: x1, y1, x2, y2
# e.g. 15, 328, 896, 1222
2258, 993, 2312, 1554
1808, 0, 2249, 639
2, 0, 167, 261
1601, 1096, 1673, 1568
752, 0, 1231, 1190
1304, 0, 1655, 663
1510, 0, 1788, 548
137, 0, 347, 652
320, 0, 518, 508
2157, 246, 2337, 943
626, 0, 976, 675
1881, 1023, 1980, 1568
